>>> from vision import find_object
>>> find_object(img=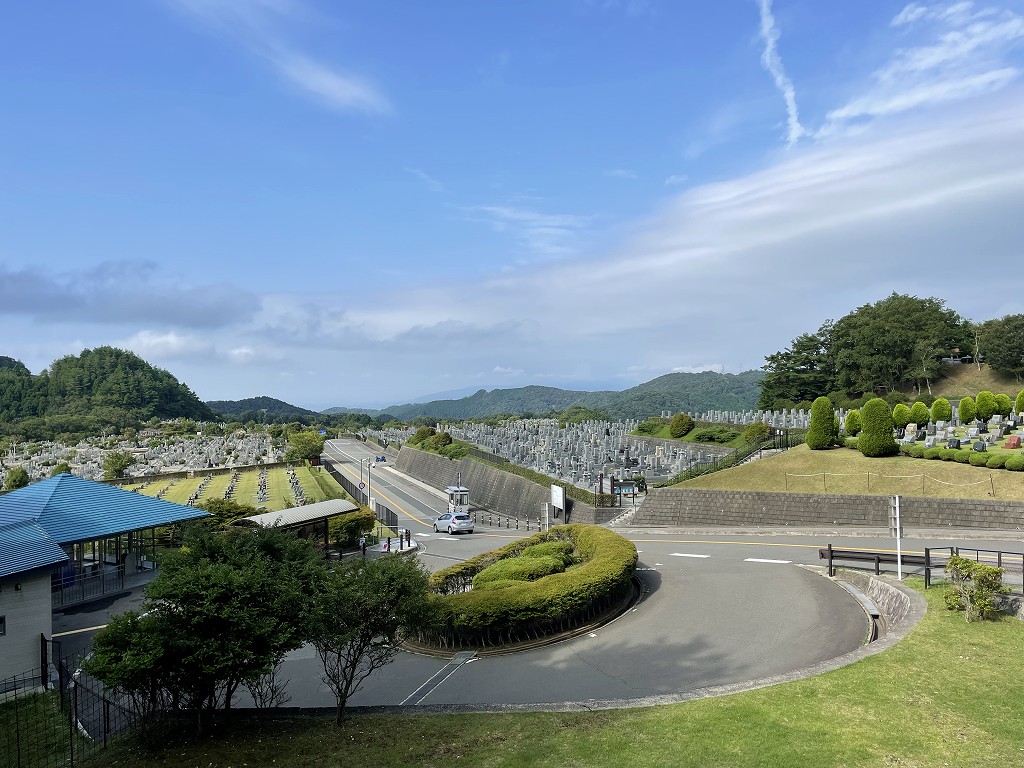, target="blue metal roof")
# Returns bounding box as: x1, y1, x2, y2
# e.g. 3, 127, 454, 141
0, 519, 68, 579
0, 474, 209, 550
